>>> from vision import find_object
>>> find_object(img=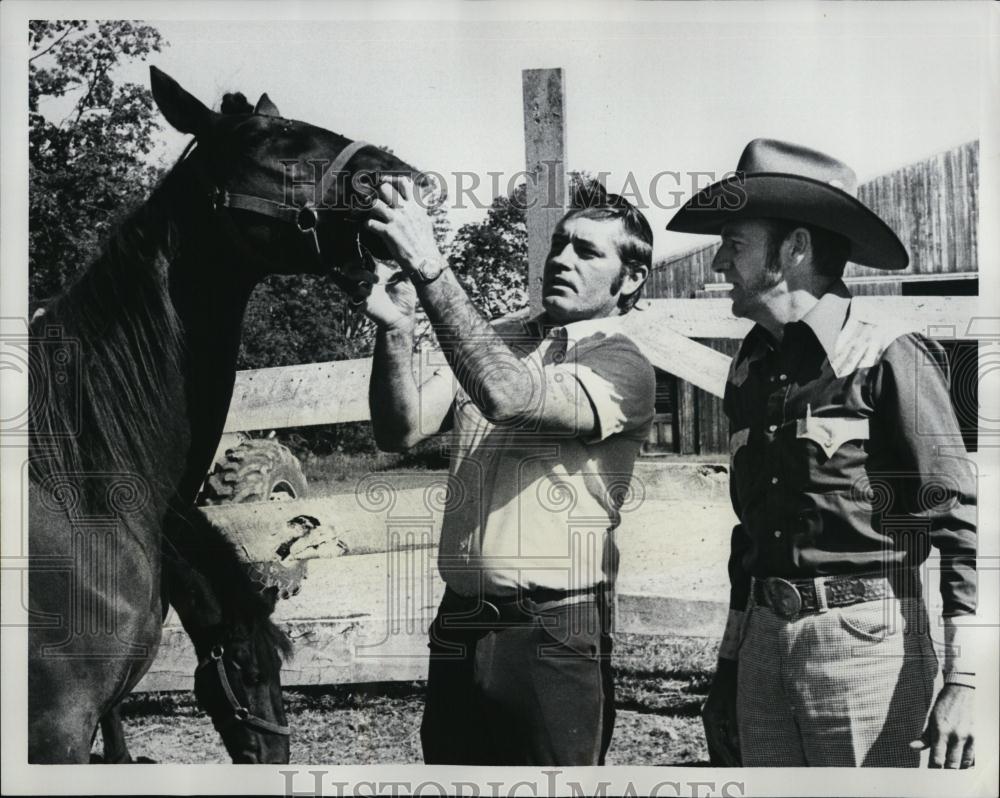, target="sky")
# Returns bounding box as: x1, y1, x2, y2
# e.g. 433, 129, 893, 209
26, 2, 994, 263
